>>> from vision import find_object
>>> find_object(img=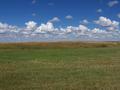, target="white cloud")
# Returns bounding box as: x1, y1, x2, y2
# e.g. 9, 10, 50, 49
95, 16, 119, 27
35, 22, 54, 33
0, 22, 8, 30
117, 13, 120, 18
95, 16, 112, 27
49, 17, 60, 22
95, 16, 119, 31
25, 21, 37, 30
65, 15, 73, 20
79, 25, 89, 32
0, 22, 18, 33
108, 0, 119, 7
112, 21, 119, 27
92, 28, 101, 33
107, 27, 115, 31
65, 26, 73, 33
92, 28, 106, 33
0, 16, 120, 42
97, 9, 102, 13
82, 19, 89, 24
